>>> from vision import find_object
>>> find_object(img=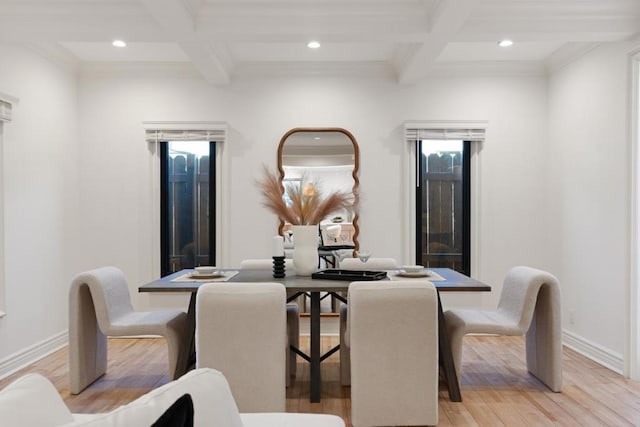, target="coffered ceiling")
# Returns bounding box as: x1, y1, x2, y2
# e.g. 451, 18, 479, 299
0, 0, 638, 84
